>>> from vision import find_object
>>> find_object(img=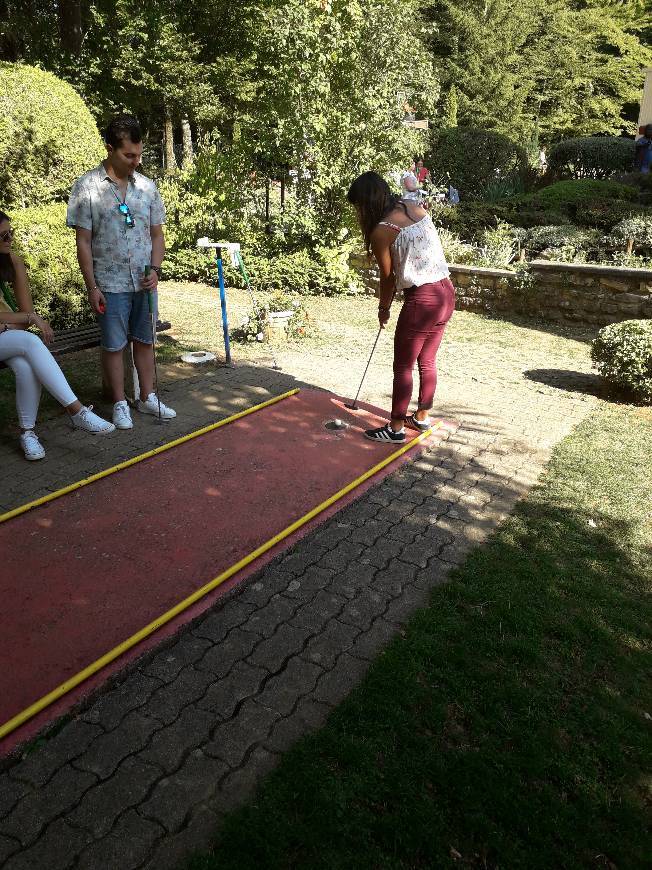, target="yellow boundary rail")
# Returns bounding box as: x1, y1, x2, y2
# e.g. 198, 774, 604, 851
0, 405, 441, 741
0, 389, 299, 526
